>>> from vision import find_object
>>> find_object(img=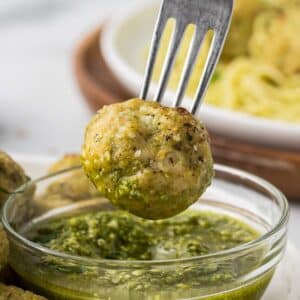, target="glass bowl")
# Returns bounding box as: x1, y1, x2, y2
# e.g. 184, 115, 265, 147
1, 164, 289, 300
